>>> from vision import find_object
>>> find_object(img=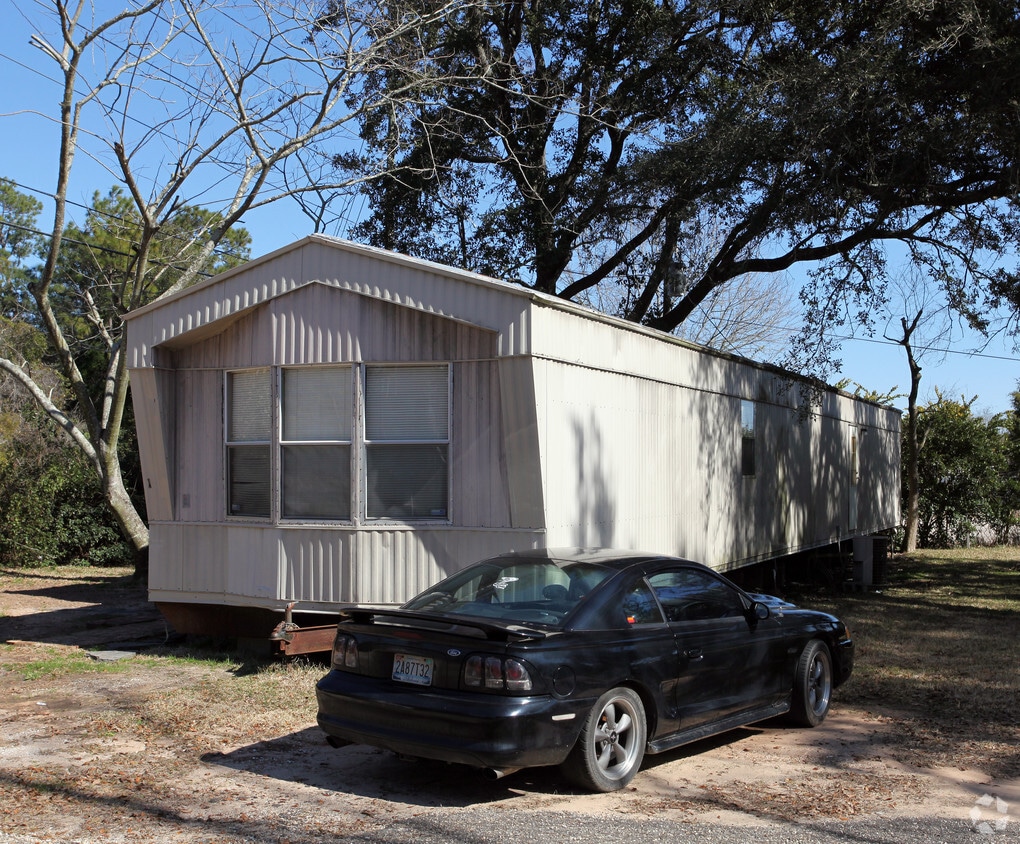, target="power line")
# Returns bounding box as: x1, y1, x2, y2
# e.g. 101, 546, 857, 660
1, 178, 247, 267
831, 330, 1019, 364
0, 218, 229, 280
